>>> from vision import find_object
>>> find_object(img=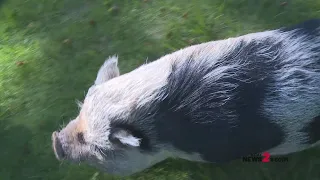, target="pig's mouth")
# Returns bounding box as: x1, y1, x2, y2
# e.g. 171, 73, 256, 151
52, 131, 66, 161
